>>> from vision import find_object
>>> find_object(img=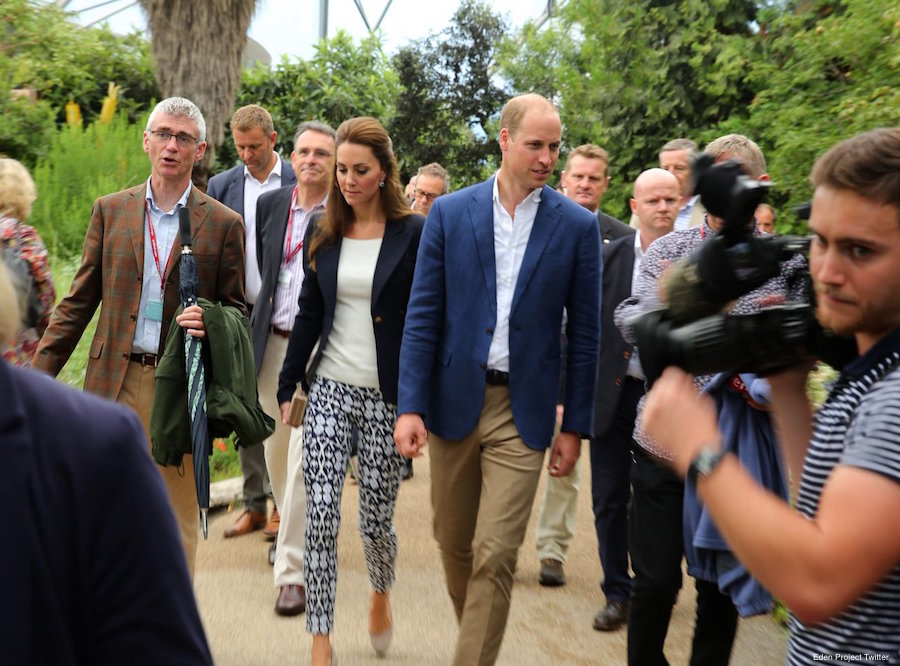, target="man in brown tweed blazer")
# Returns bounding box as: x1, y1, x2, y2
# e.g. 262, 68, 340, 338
33, 97, 247, 575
